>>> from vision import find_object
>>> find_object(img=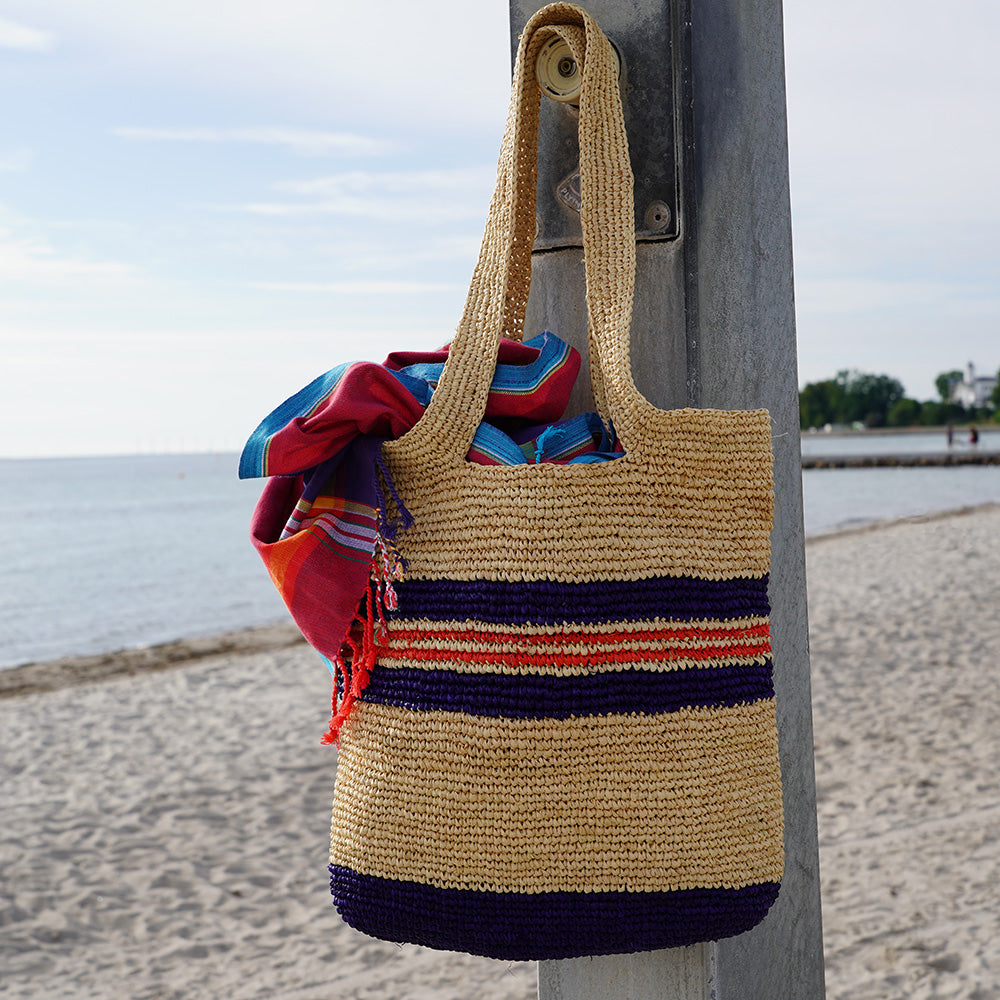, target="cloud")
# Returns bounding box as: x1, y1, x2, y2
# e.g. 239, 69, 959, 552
316, 235, 482, 272
795, 277, 976, 317
111, 126, 395, 157
237, 166, 495, 224
0, 225, 135, 283
16, 0, 510, 130
0, 16, 54, 52
783, 0, 1000, 399
254, 280, 462, 294
0, 147, 34, 172
273, 167, 494, 198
